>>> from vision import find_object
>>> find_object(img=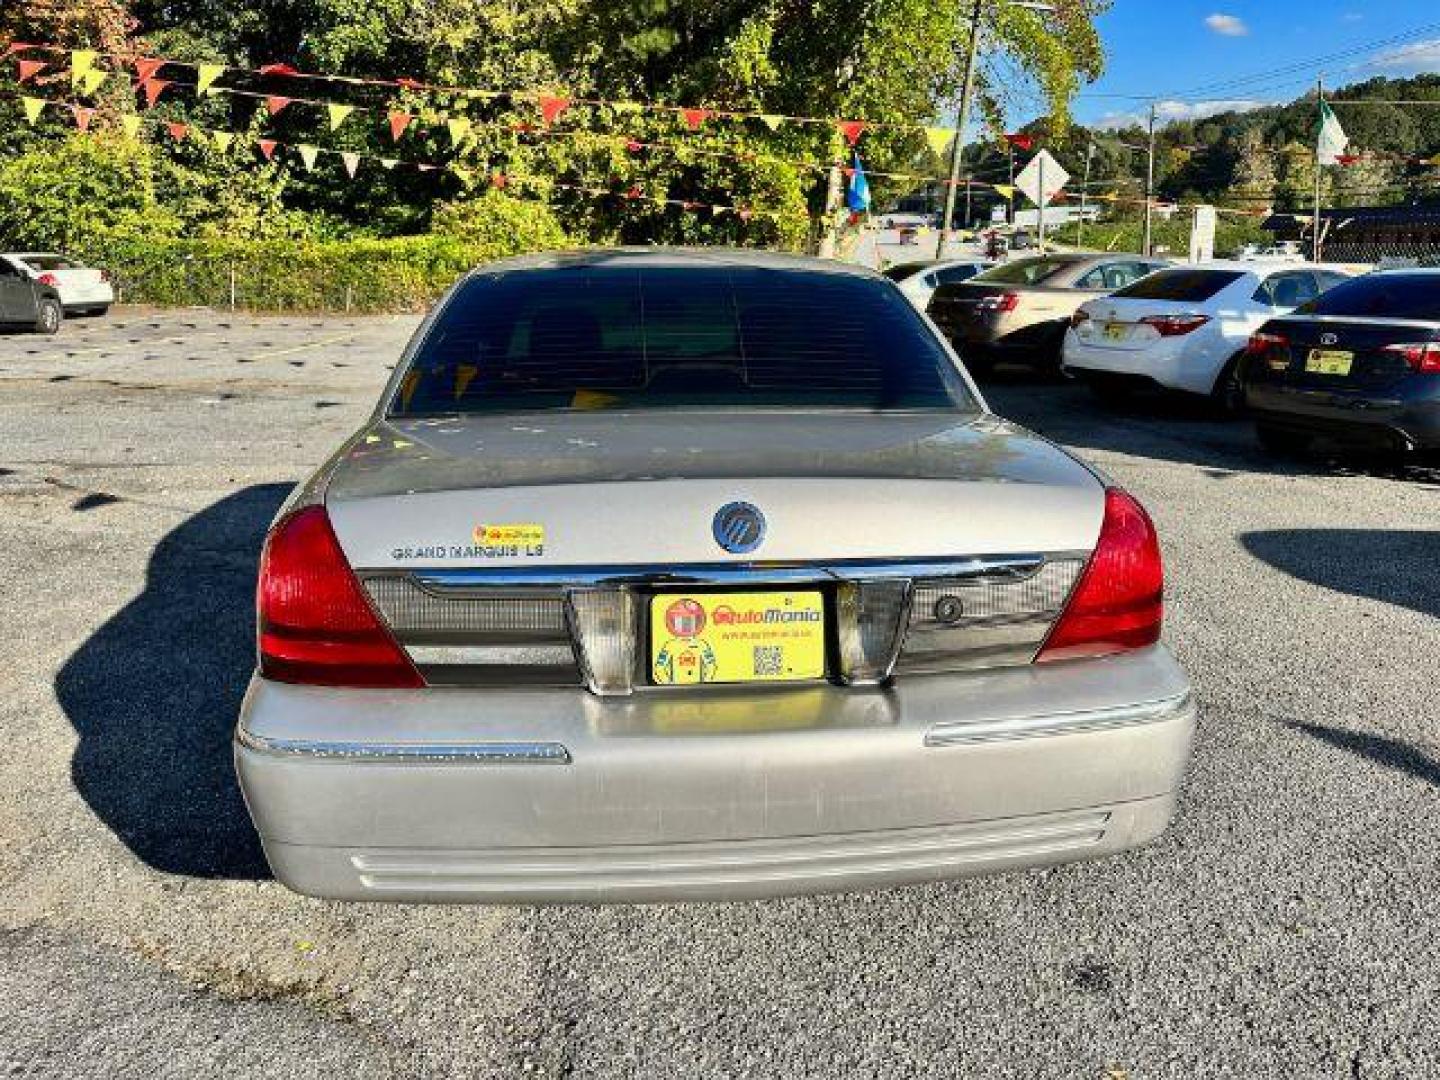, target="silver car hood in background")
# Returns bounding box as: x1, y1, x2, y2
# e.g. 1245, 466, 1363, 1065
323, 411, 1104, 568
